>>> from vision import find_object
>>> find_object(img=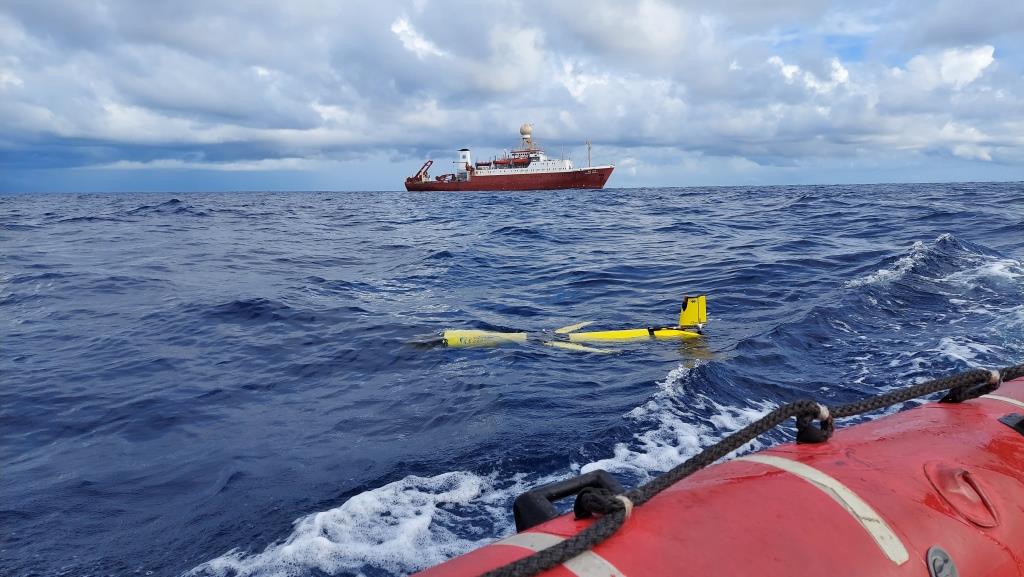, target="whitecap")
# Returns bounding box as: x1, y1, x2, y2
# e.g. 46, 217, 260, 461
187, 471, 536, 577
845, 240, 930, 288
187, 362, 776, 577
935, 337, 997, 364
578, 361, 775, 480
